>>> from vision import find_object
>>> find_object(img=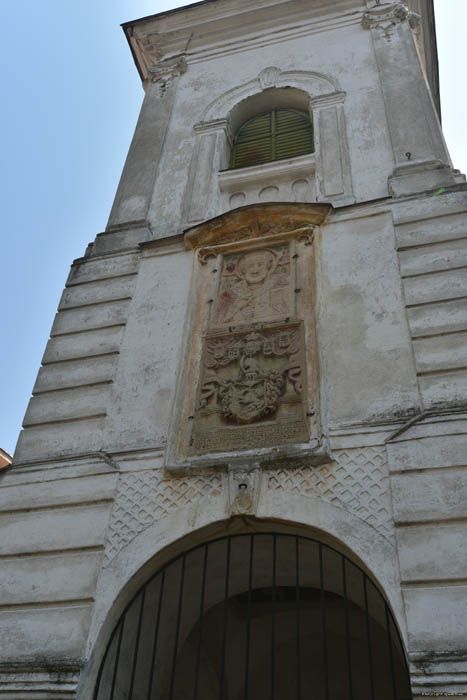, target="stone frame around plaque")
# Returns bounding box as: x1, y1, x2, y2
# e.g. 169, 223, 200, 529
165, 204, 330, 470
